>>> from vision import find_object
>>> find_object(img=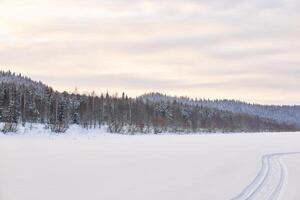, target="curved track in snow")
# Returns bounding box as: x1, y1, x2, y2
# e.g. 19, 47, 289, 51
232, 152, 300, 200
